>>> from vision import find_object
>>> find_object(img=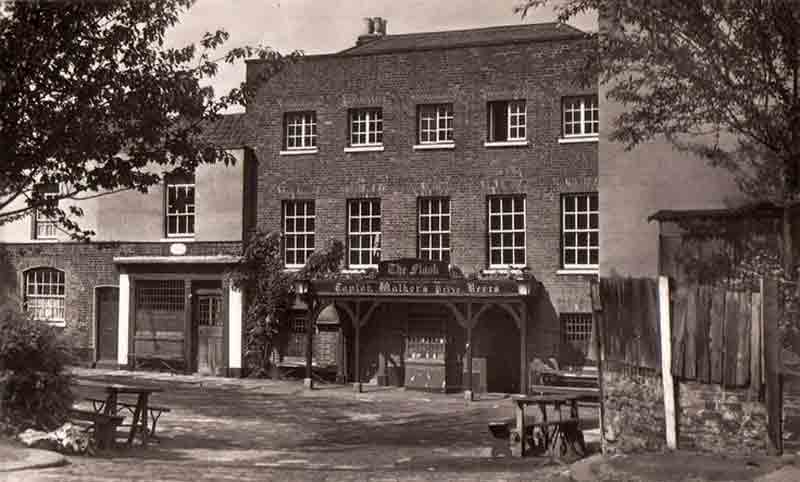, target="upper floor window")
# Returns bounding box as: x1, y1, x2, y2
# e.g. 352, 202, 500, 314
348, 198, 381, 268
283, 200, 315, 269
487, 100, 526, 143
33, 183, 59, 240
418, 104, 454, 145
562, 192, 599, 269
165, 172, 195, 238
488, 195, 526, 268
419, 197, 451, 263
284, 111, 317, 150
563, 96, 599, 138
24, 268, 65, 323
349, 108, 383, 147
